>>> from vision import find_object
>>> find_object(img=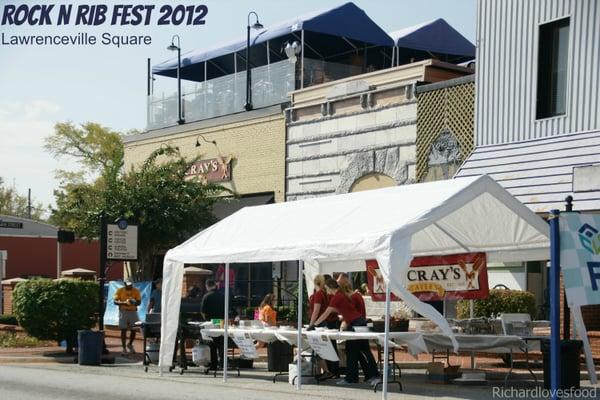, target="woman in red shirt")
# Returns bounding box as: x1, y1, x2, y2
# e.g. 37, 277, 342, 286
310, 278, 379, 385
308, 275, 338, 379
